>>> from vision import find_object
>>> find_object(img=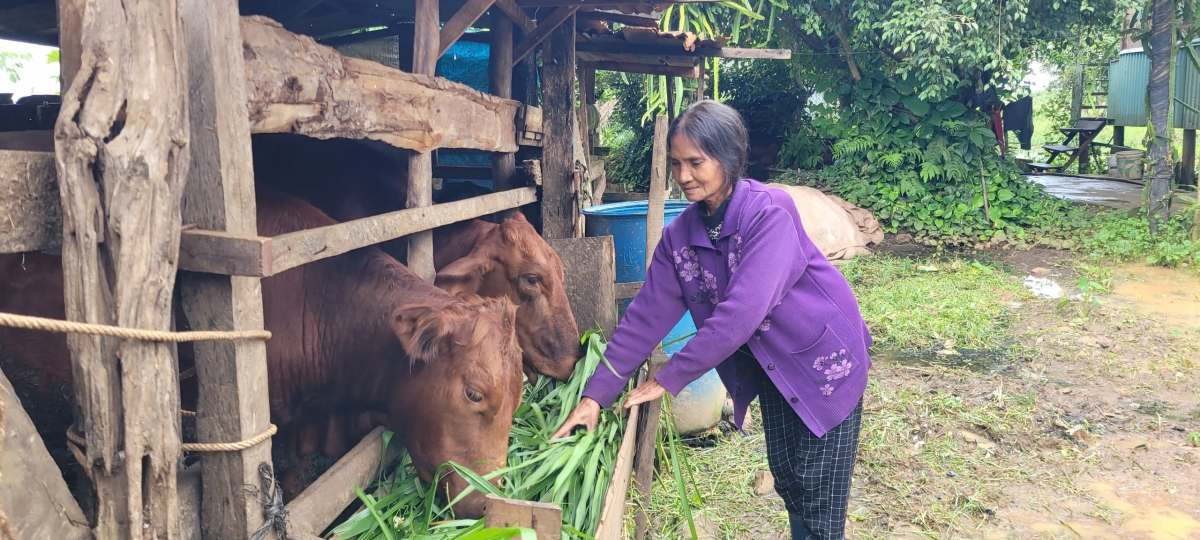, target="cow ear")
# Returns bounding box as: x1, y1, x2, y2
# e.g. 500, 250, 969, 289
434, 255, 490, 296
391, 304, 452, 365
